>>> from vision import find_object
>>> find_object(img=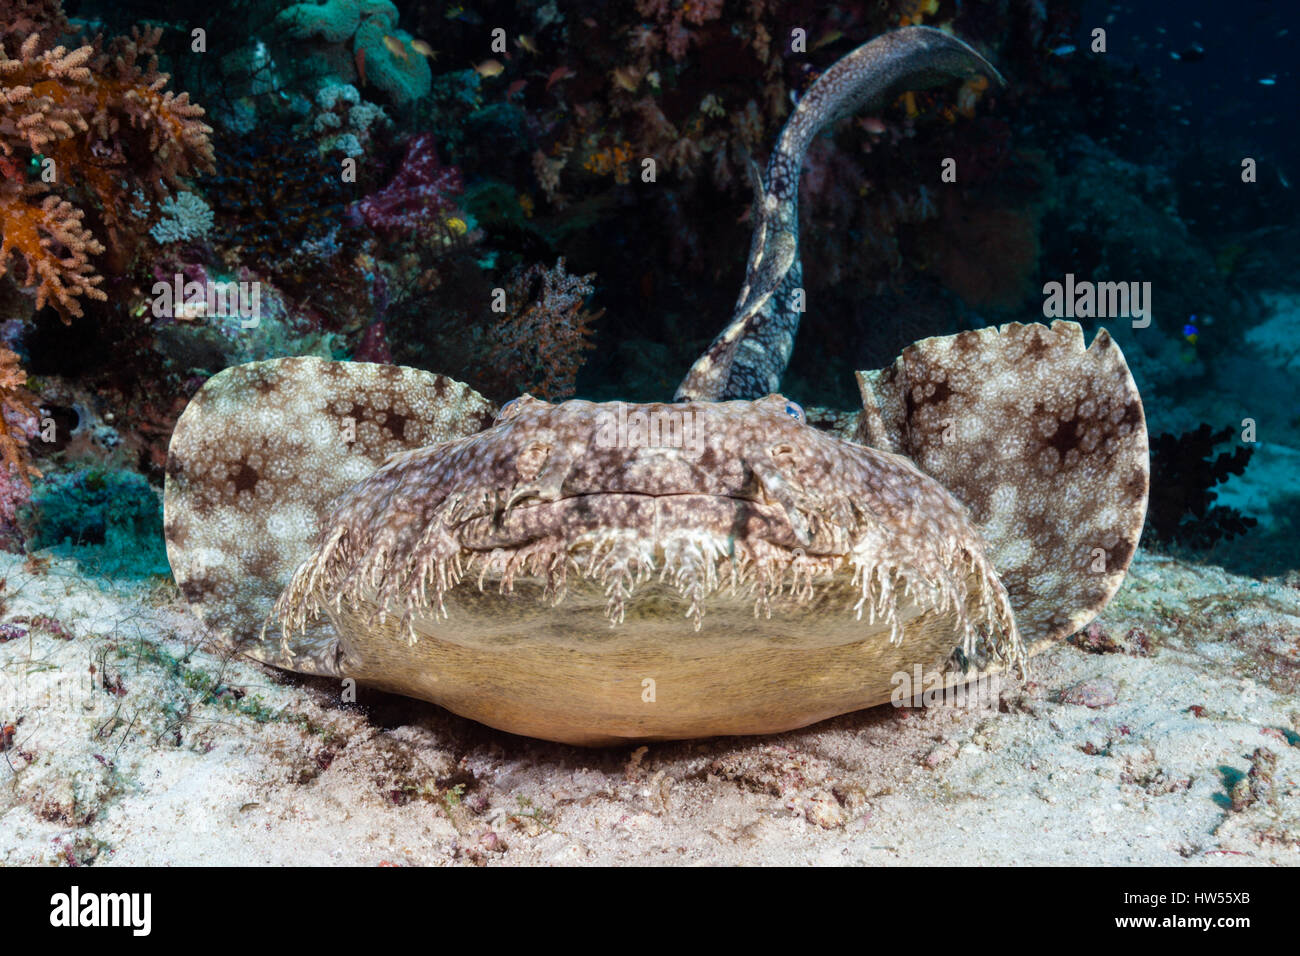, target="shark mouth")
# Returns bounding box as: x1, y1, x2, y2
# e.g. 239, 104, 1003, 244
272, 487, 1024, 677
